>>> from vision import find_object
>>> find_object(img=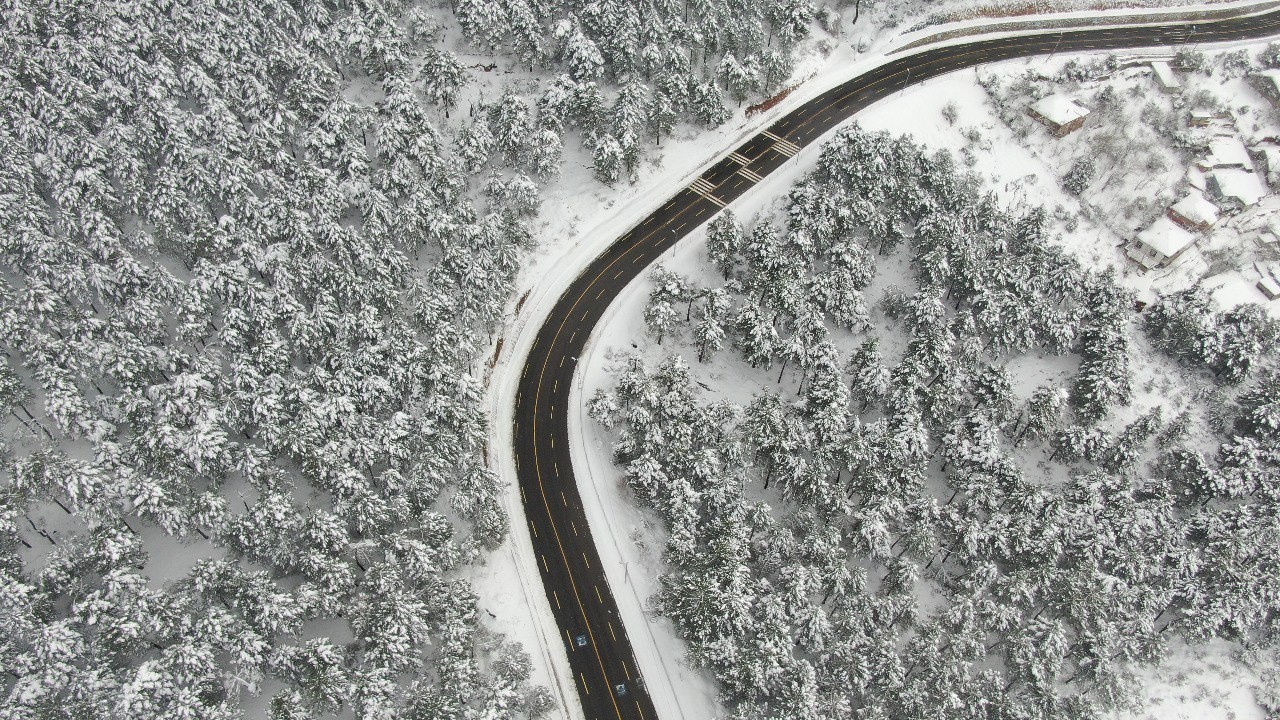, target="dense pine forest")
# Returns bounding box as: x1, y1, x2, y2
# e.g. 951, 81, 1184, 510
592, 127, 1280, 719
0, 2, 521, 717
453, 0, 822, 183
0, 0, 835, 715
